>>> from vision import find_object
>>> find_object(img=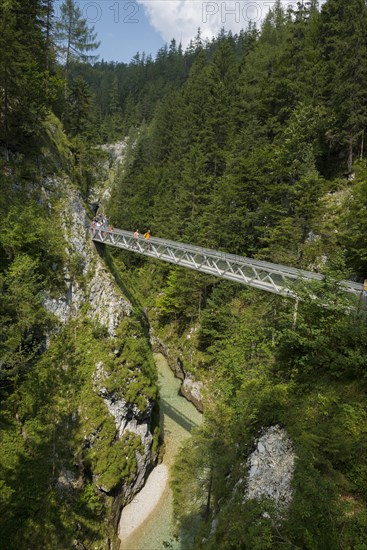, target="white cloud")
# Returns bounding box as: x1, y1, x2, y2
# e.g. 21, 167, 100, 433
138, 1, 301, 49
